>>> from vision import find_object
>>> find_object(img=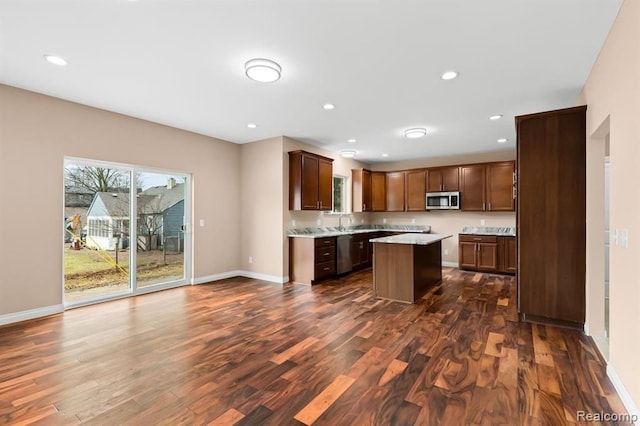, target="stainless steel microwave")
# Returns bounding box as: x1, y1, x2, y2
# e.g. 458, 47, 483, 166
426, 191, 460, 210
